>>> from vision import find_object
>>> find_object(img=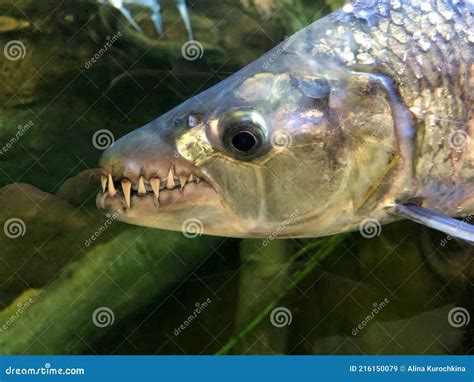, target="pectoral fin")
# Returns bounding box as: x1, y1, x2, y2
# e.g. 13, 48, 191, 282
394, 204, 474, 243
